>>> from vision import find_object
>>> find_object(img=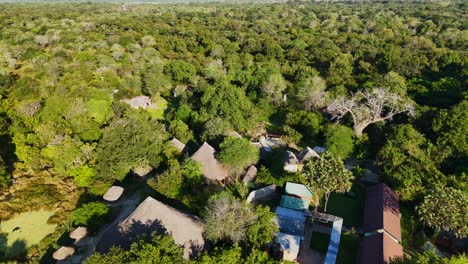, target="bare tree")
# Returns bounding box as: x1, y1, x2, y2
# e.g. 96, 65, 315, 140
327, 88, 414, 137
